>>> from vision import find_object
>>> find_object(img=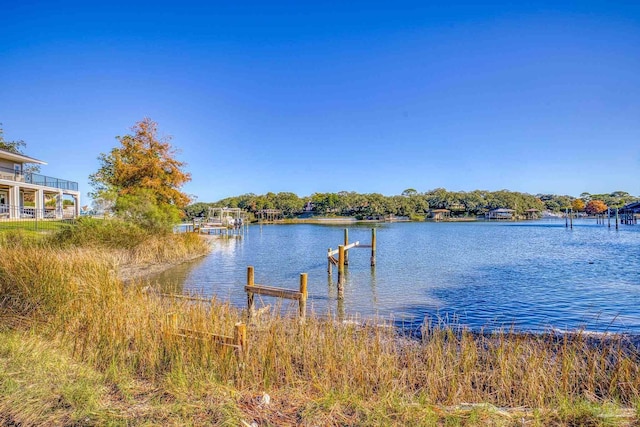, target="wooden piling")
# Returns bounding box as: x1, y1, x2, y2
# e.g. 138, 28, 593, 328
565, 208, 568, 228
616, 208, 619, 230
608, 209, 611, 228
570, 209, 573, 229
371, 228, 377, 267
167, 313, 178, 331
299, 273, 308, 321
338, 245, 345, 297
234, 322, 247, 358
344, 228, 349, 266
327, 248, 333, 275
247, 266, 255, 318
